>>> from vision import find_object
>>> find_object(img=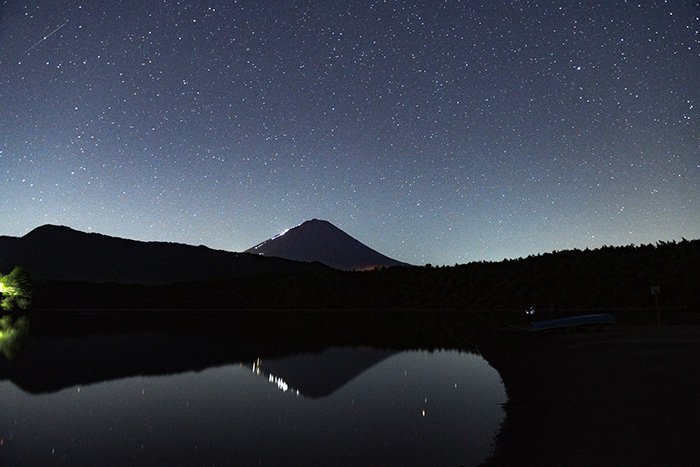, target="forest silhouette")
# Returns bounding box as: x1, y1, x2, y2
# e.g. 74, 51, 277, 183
30, 239, 699, 324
